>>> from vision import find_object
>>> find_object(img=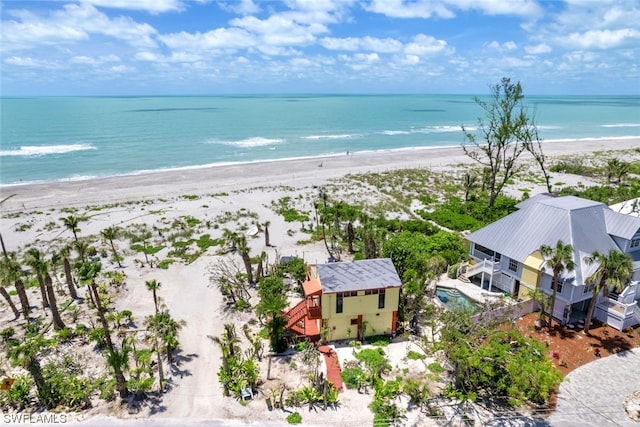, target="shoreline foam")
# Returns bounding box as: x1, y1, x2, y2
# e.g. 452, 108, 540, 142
2, 136, 639, 188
